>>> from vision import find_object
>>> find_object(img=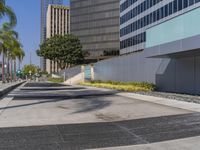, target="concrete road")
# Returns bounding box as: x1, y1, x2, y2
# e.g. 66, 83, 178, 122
0, 82, 199, 150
